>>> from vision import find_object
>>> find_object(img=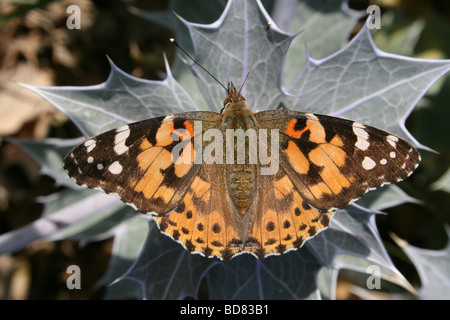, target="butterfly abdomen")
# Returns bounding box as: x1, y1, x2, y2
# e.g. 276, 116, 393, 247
227, 165, 257, 214
222, 102, 261, 215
